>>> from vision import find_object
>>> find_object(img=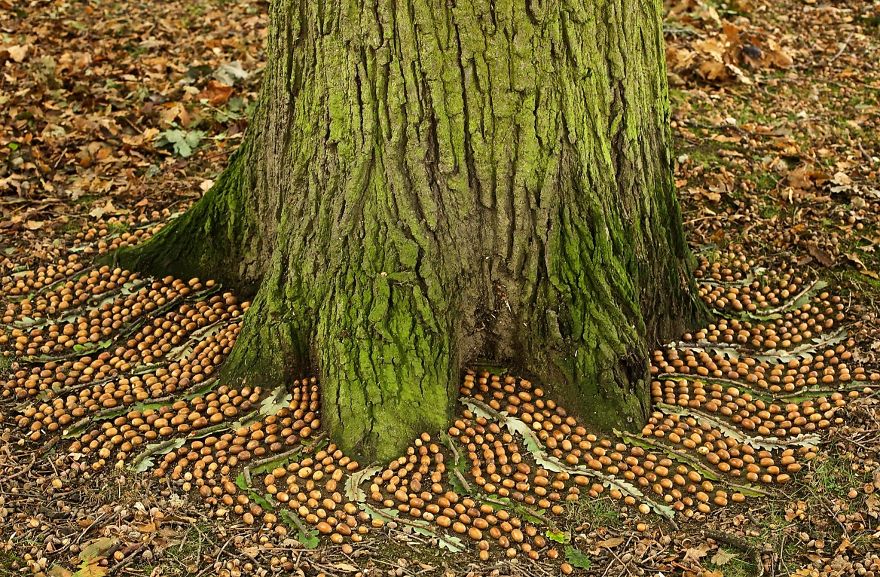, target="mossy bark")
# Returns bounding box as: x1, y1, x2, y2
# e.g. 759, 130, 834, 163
118, 0, 705, 460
